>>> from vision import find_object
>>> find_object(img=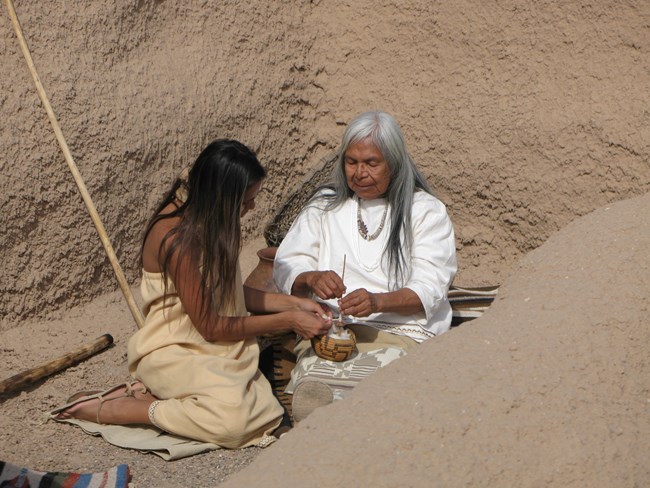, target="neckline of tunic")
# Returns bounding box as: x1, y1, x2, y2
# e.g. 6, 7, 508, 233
351, 197, 389, 272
